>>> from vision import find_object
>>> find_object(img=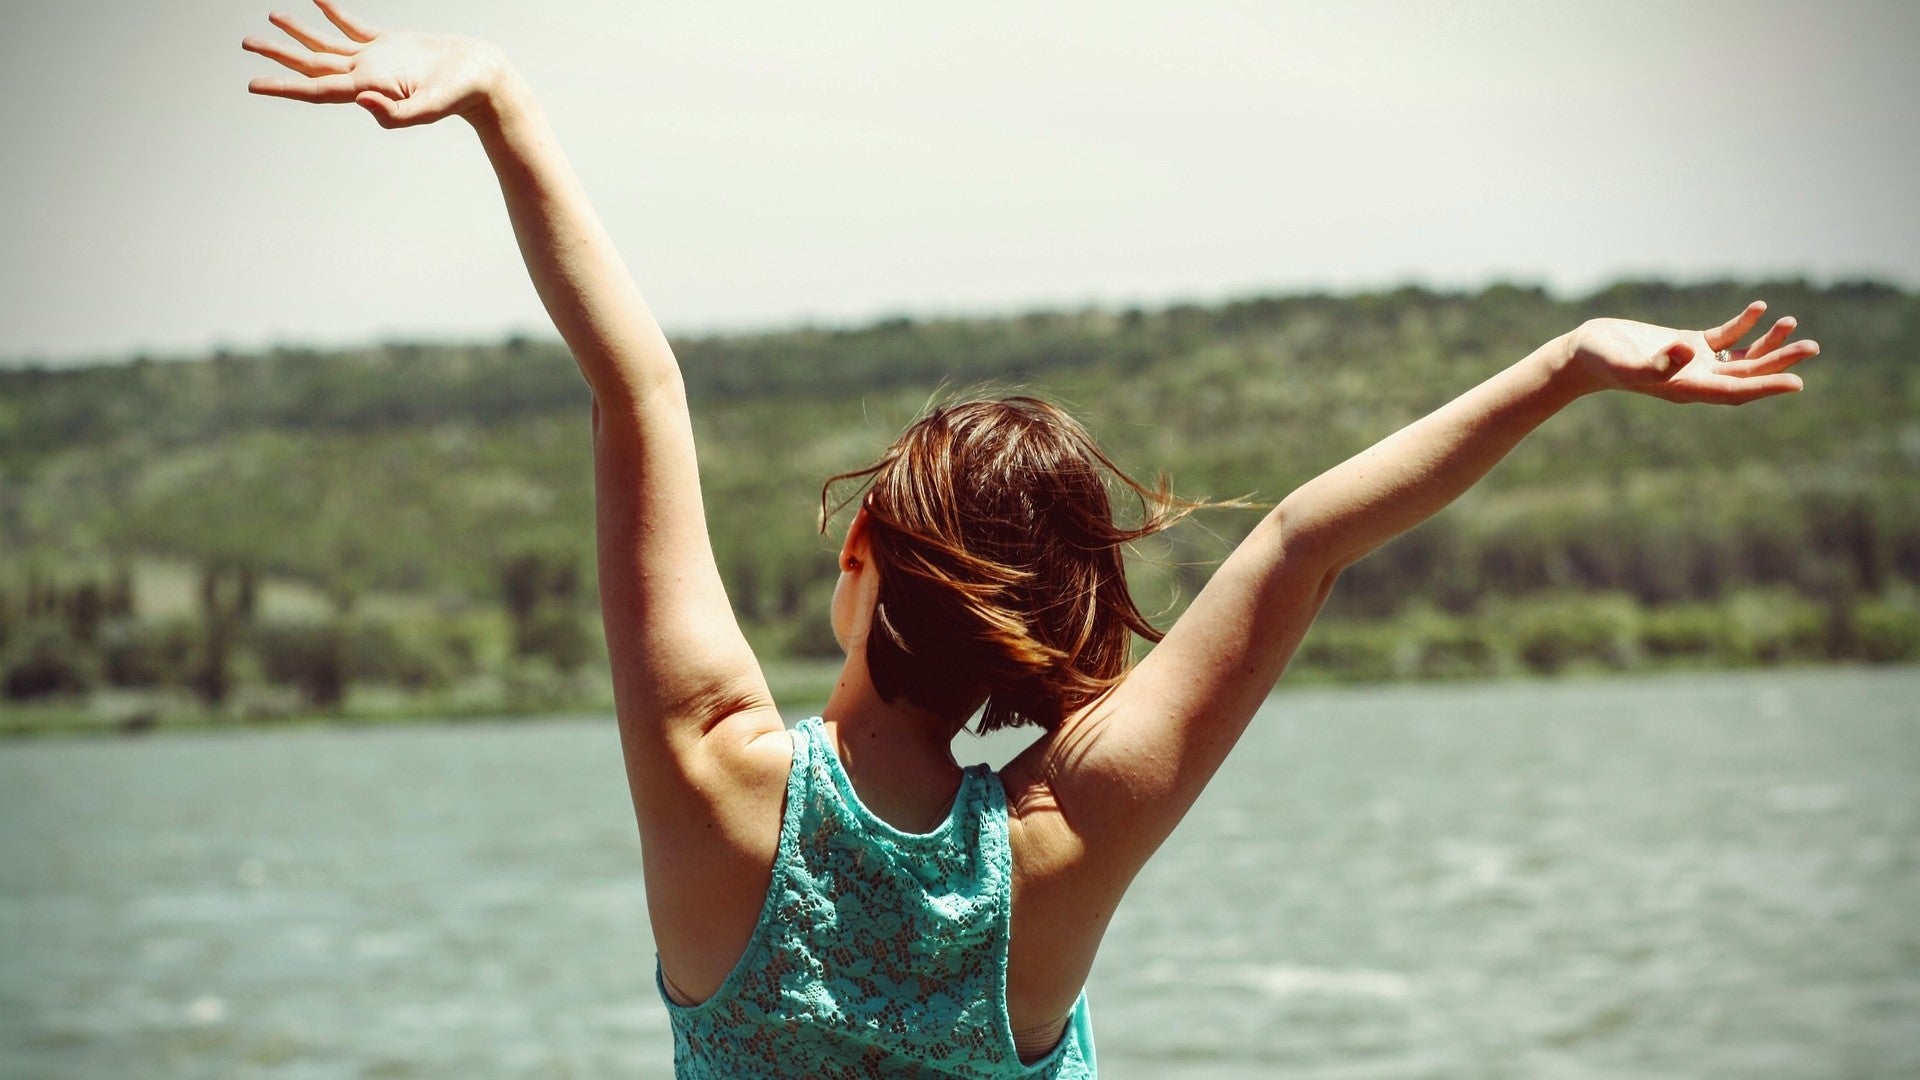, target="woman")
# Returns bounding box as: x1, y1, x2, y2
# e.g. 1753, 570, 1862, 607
244, 5, 1819, 1076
